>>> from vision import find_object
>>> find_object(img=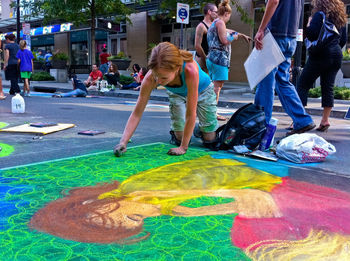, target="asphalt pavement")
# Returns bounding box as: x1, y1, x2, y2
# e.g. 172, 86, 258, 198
0, 79, 350, 188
